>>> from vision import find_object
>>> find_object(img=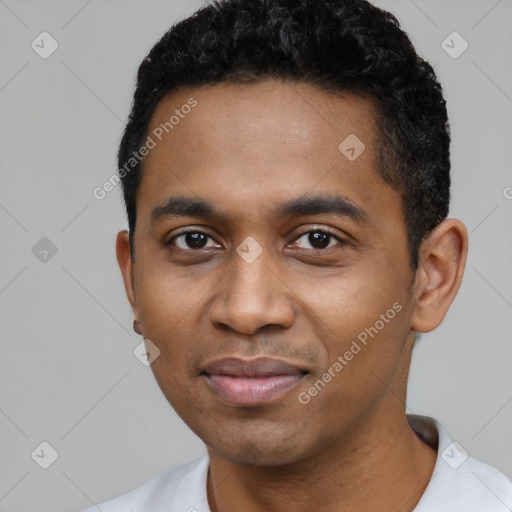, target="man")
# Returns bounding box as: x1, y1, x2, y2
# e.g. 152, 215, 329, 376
84, 0, 512, 510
